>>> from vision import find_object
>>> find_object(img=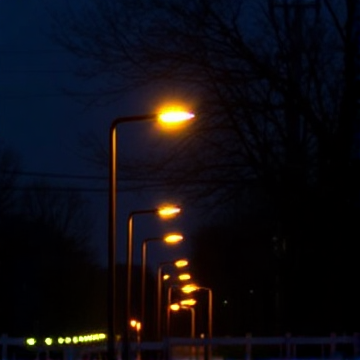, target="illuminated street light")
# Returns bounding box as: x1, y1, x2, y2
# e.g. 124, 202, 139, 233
174, 259, 188, 268
165, 276, 193, 338
180, 298, 197, 307
127, 208, 181, 347
140, 233, 184, 336
178, 273, 191, 281
130, 319, 141, 343
107, 110, 194, 360
158, 205, 181, 218
181, 284, 213, 360
169, 303, 196, 339
157, 259, 188, 340
168, 301, 197, 360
